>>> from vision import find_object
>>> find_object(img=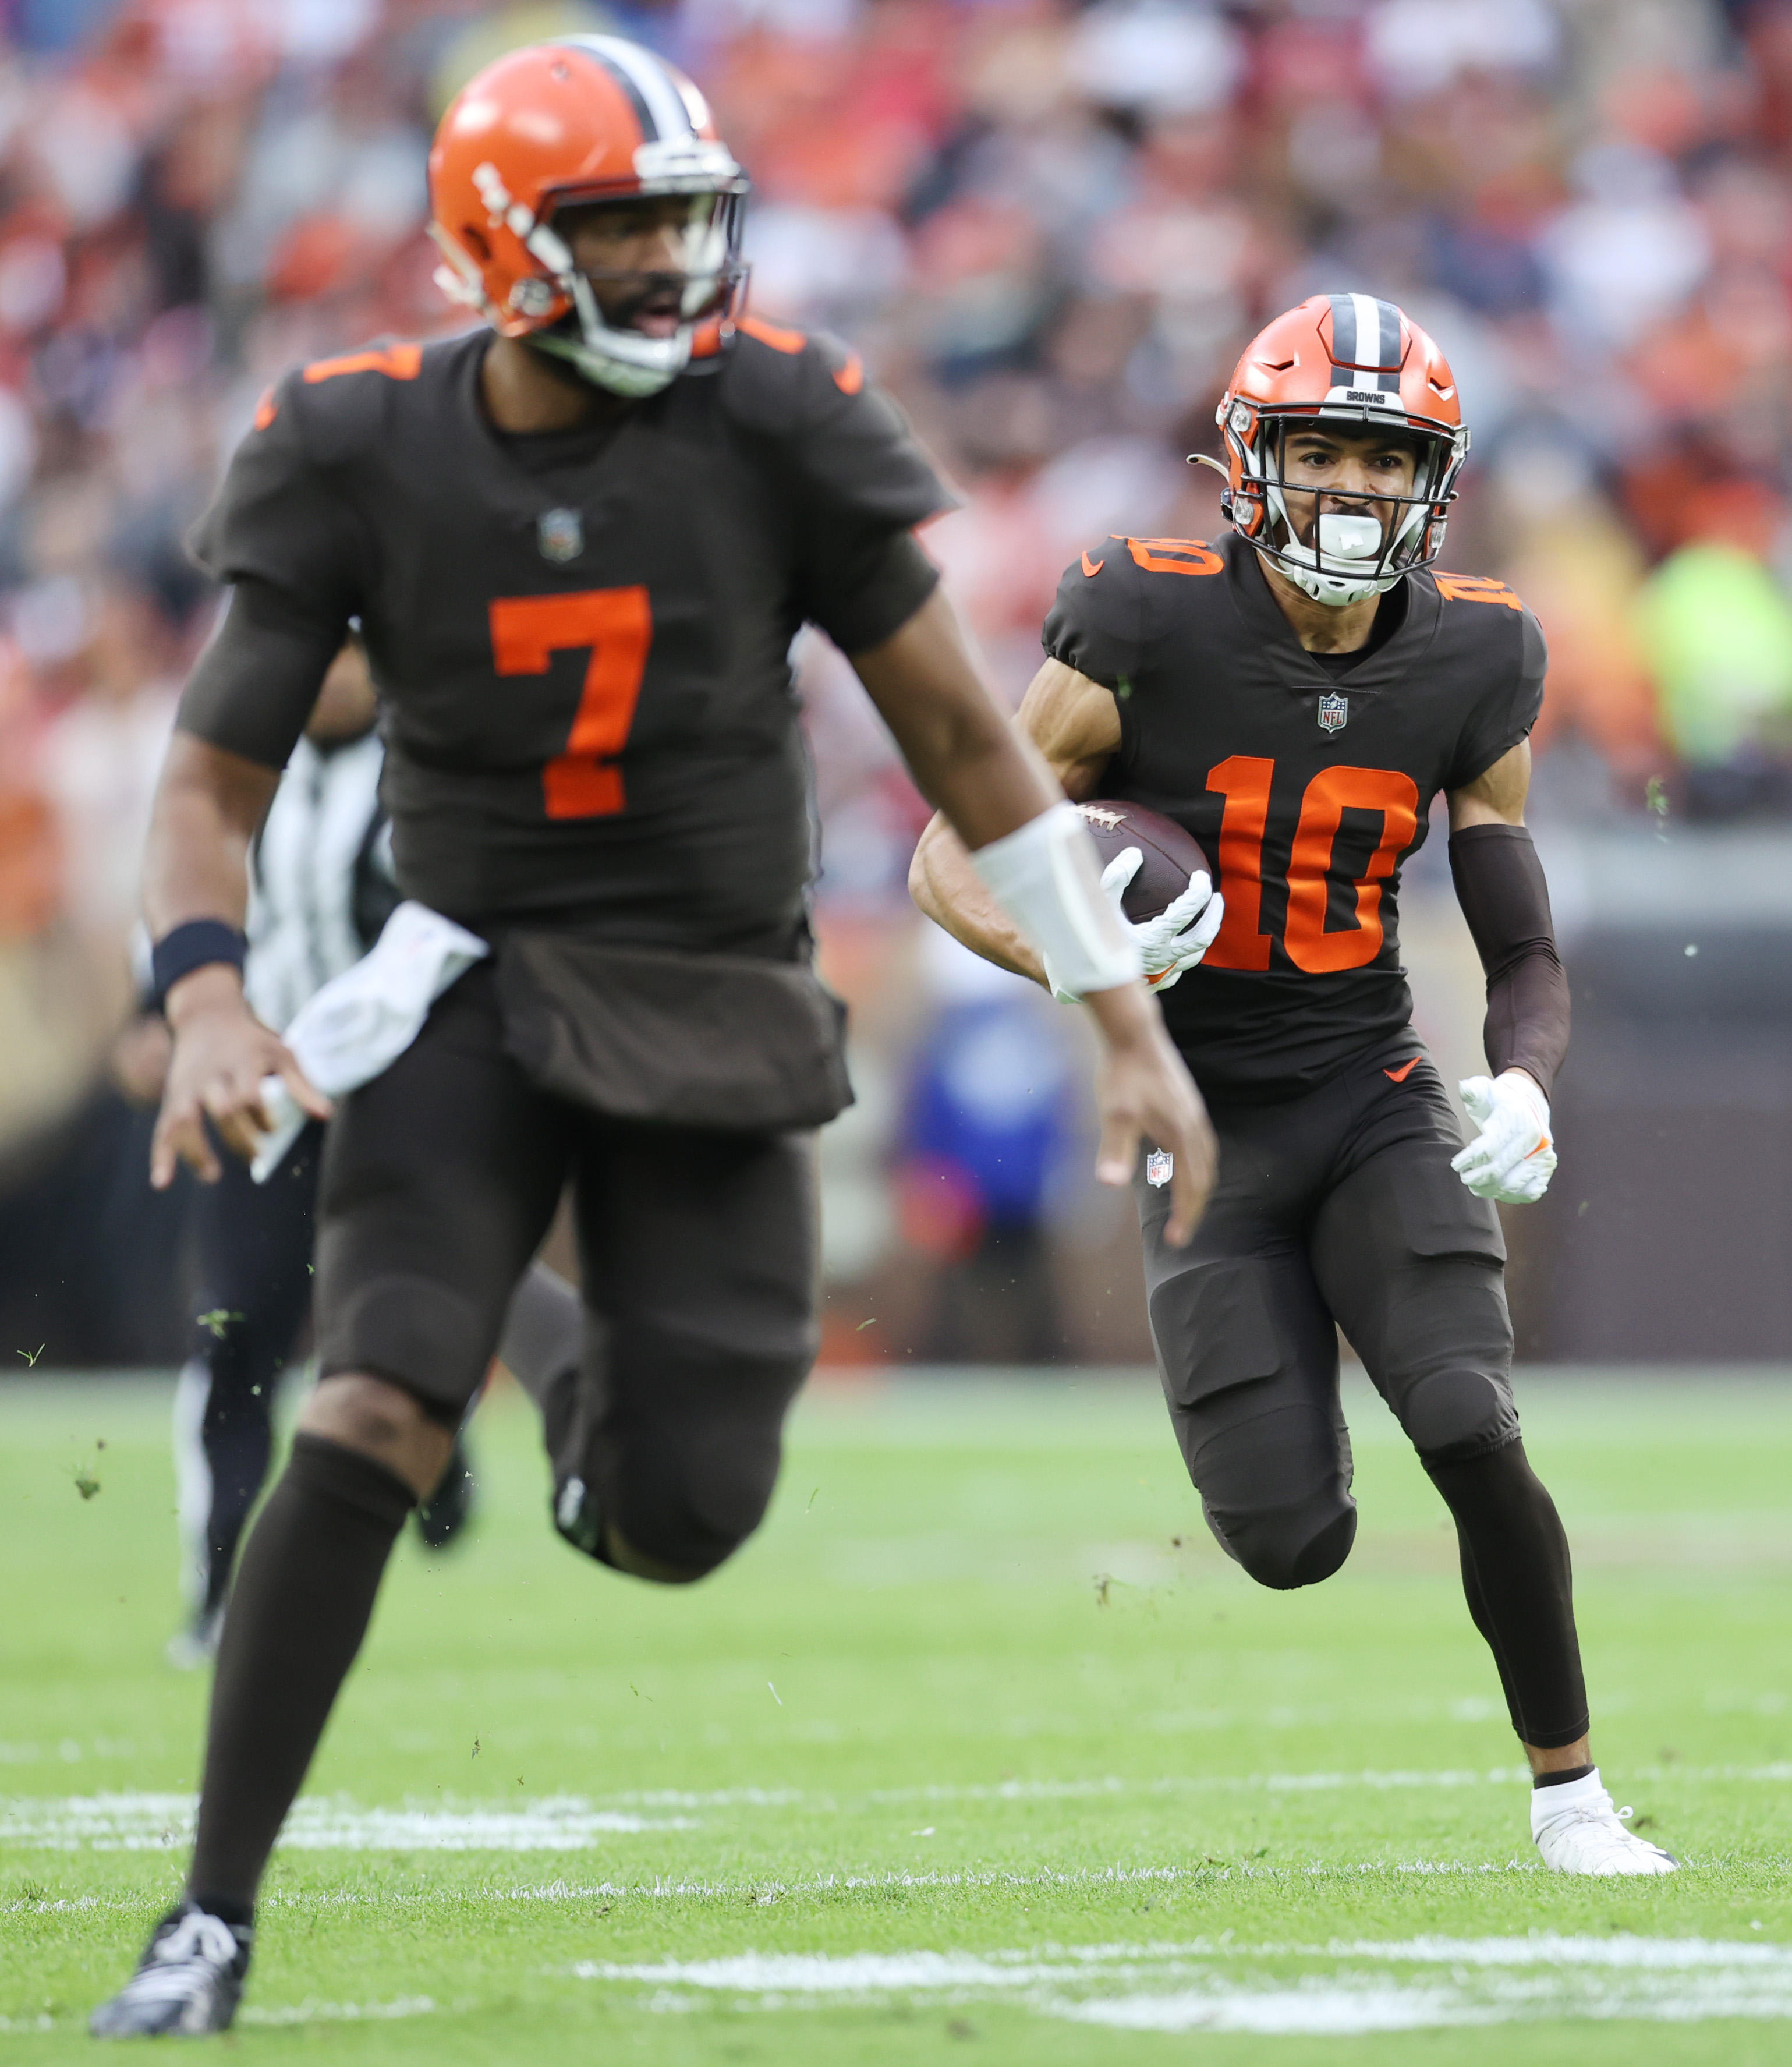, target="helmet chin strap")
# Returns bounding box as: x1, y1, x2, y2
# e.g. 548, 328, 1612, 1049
530, 321, 692, 399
